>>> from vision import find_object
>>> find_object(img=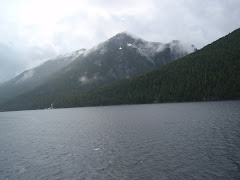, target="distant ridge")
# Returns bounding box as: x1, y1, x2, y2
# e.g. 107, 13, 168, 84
49, 28, 240, 108
0, 32, 196, 111
0, 49, 86, 105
